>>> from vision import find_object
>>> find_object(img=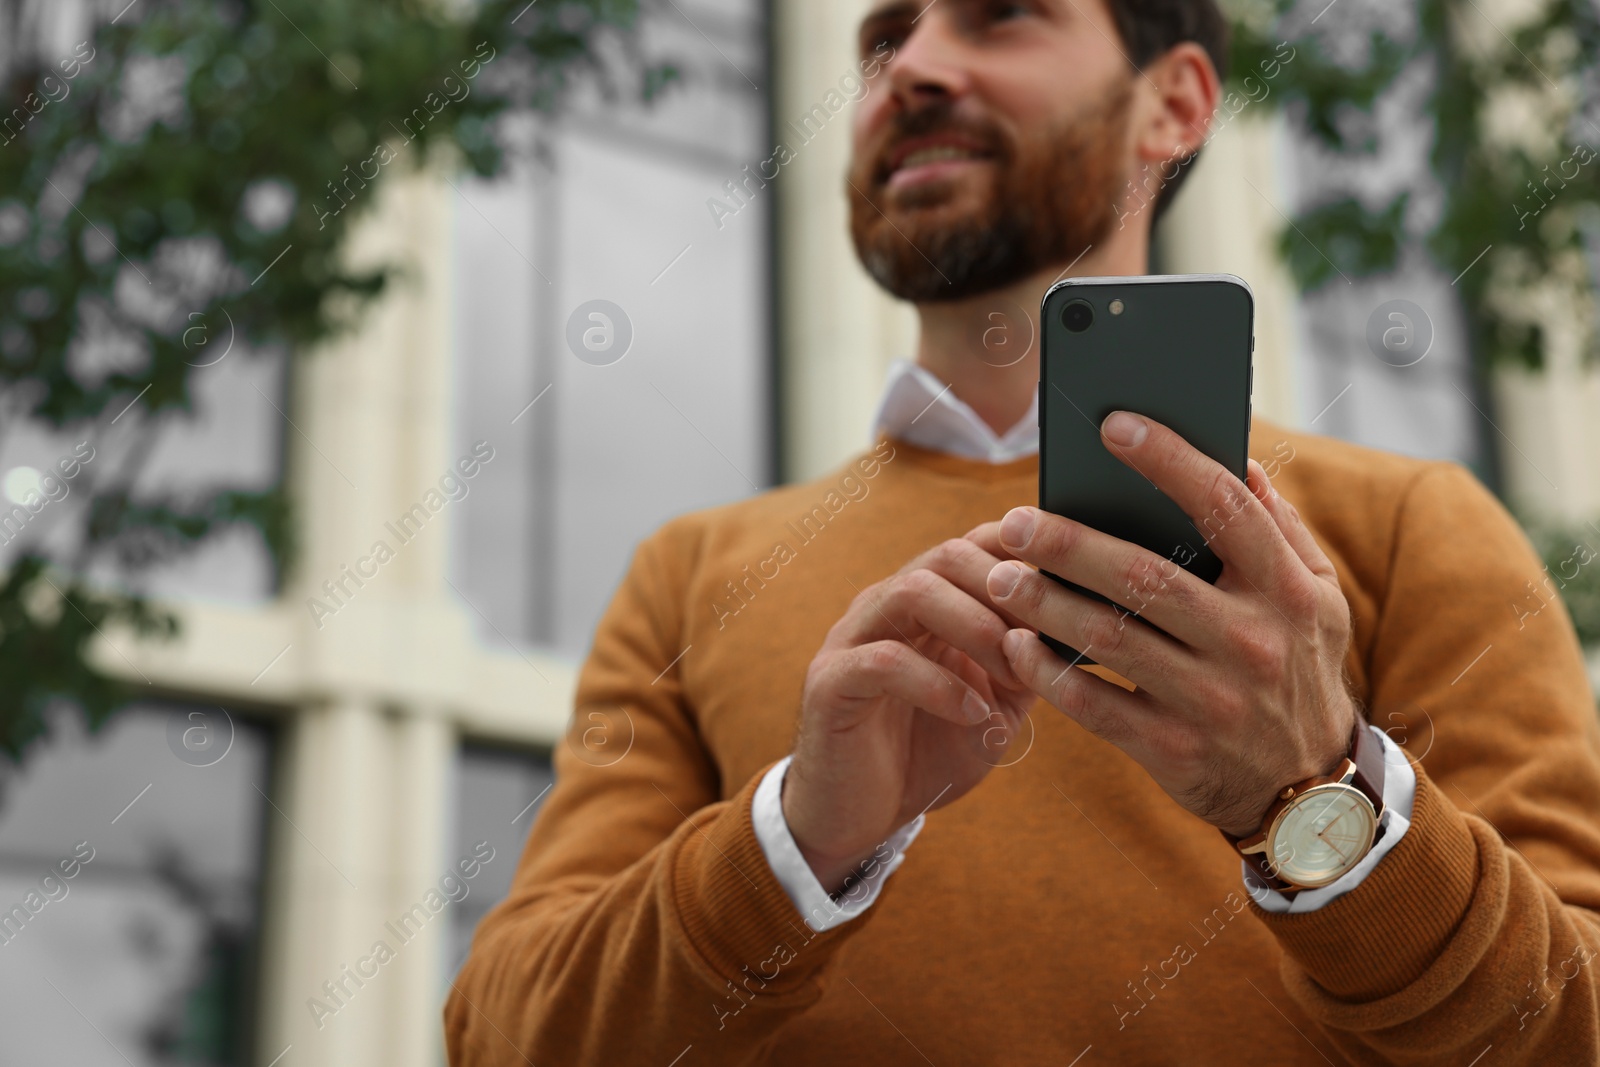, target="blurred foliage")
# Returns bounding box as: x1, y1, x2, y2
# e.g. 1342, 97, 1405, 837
1525, 517, 1600, 646
1228, 0, 1600, 371
0, 0, 668, 760
1228, 0, 1600, 650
